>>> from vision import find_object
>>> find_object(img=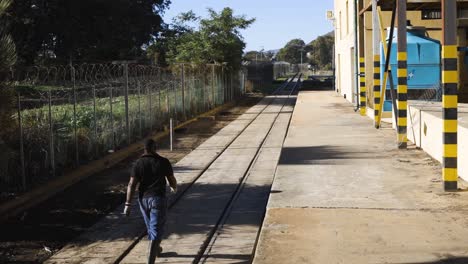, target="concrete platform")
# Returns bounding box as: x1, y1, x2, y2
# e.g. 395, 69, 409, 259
253, 91, 468, 264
